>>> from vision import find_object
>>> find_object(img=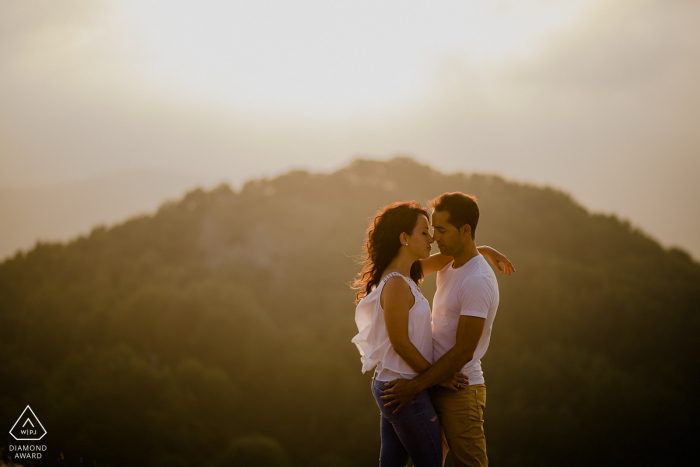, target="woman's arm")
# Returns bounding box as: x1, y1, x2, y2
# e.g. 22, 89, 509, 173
477, 246, 516, 275
382, 277, 469, 388
419, 253, 453, 276
381, 277, 431, 374
419, 246, 515, 277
